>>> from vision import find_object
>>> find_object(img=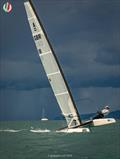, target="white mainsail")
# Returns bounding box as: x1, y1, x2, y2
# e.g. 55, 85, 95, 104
24, 1, 81, 128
